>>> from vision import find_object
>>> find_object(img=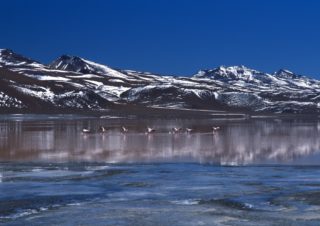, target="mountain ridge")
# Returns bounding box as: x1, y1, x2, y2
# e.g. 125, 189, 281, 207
0, 49, 319, 114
